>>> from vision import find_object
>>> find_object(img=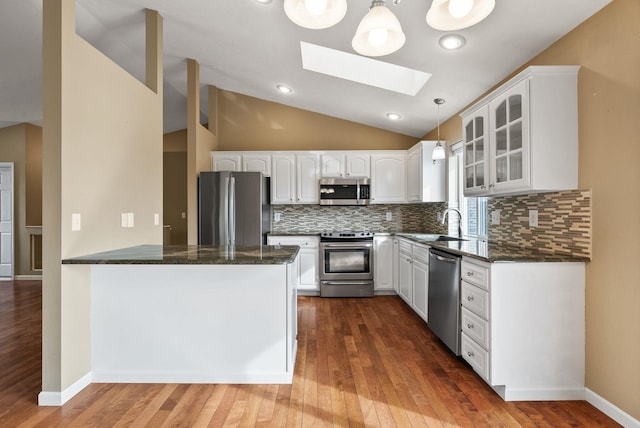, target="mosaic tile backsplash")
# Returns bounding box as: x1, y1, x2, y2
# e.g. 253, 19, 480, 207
271, 203, 448, 234
488, 190, 591, 259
